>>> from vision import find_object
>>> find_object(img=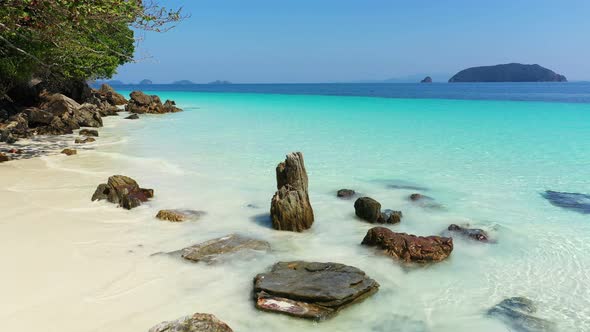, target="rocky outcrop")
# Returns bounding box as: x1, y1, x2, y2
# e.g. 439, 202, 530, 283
97, 84, 127, 105
156, 209, 205, 222
270, 152, 314, 232
23, 108, 54, 126
253, 261, 379, 320
0, 113, 29, 142
361, 227, 453, 263
487, 297, 556, 332
421, 76, 433, 83
148, 313, 233, 332
447, 224, 489, 242
542, 190, 590, 214
0, 152, 11, 162
98, 106, 119, 117
61, 149, 77, 156
125, 91, 182, 114
91, 175, 154, 209
337, 189, 356, 199
354, 197, 402, 224
449, 63, 567, 83
79, 129, 98, 137
181, 234, 270, 263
